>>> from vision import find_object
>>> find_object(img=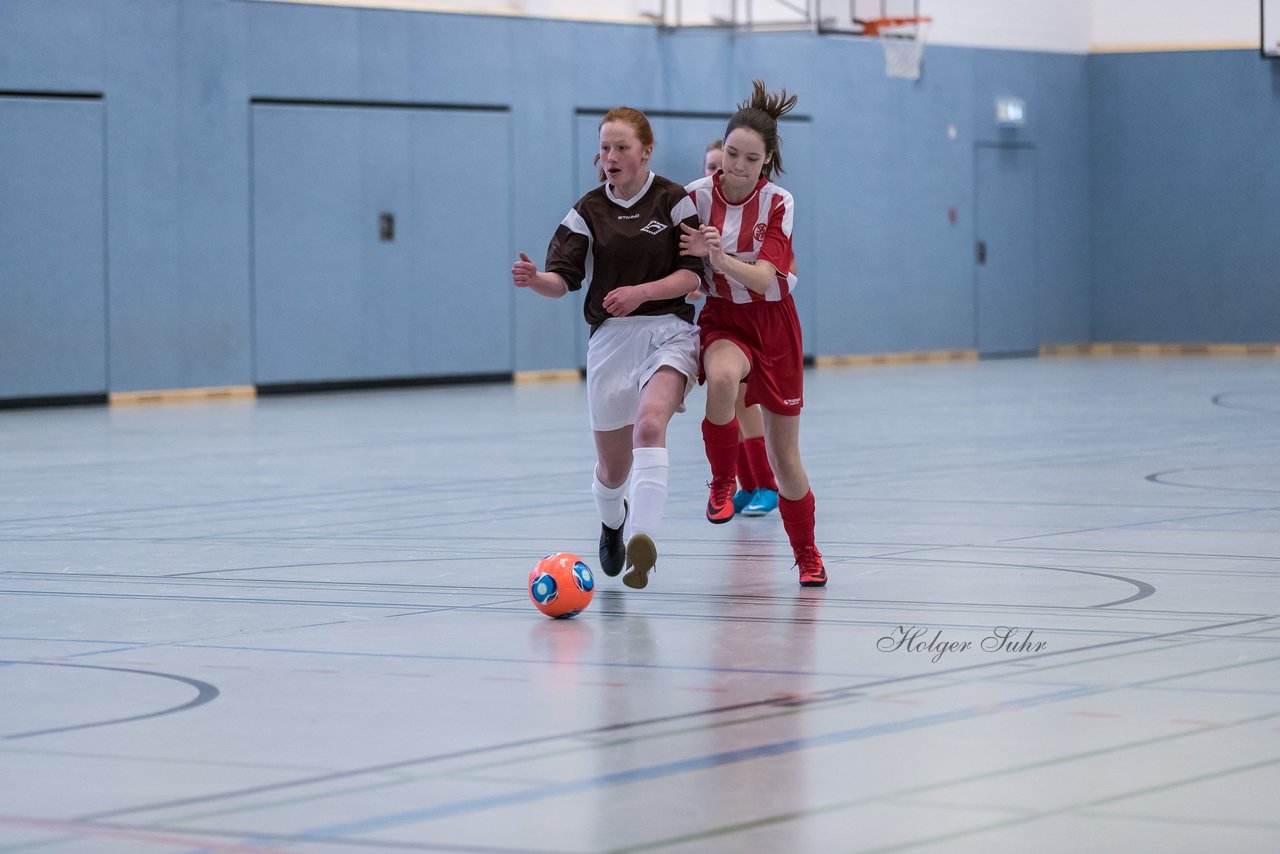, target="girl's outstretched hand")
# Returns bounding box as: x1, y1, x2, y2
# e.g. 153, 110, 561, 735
679, 223, 709, 258
697, 225, 726, 272
512, 251, 538, 287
